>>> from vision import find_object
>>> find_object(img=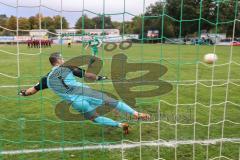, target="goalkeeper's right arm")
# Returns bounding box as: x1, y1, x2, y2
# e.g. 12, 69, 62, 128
19, 75, 48, 96
19, 87, 38, 96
